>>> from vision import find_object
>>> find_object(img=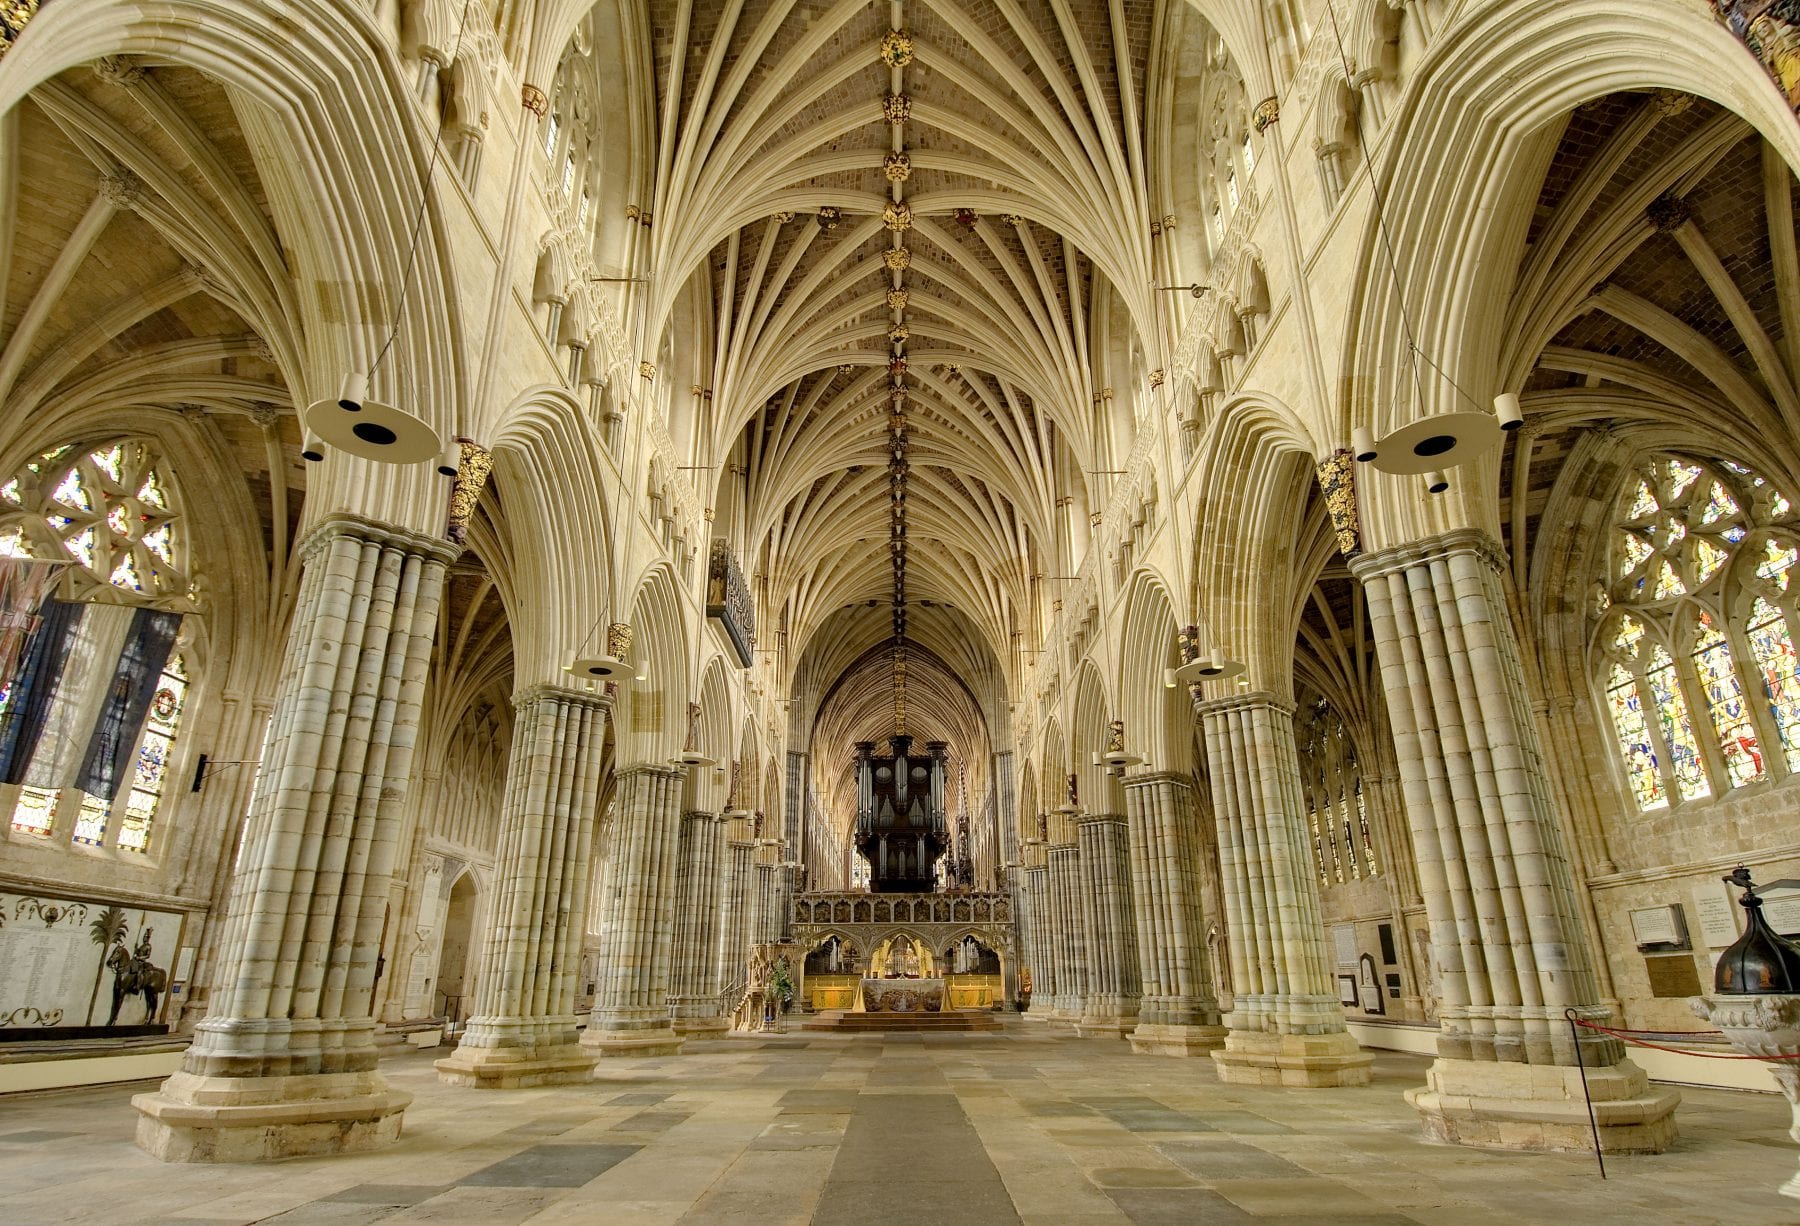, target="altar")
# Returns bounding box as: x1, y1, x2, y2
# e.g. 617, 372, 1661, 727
860, 977, 945, 1013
